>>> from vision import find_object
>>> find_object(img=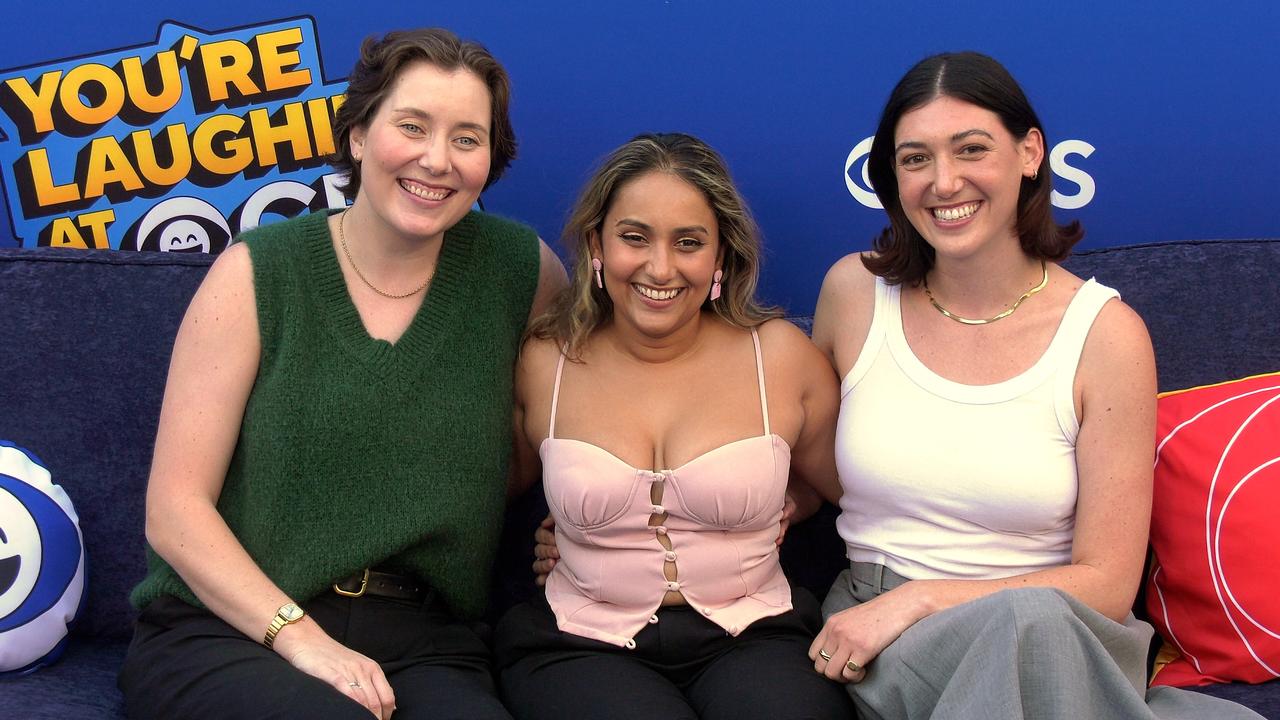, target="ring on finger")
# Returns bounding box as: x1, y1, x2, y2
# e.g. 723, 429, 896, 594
845, 659, 863, 673
818, 649, 832, 662
349, 681, 362, 689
